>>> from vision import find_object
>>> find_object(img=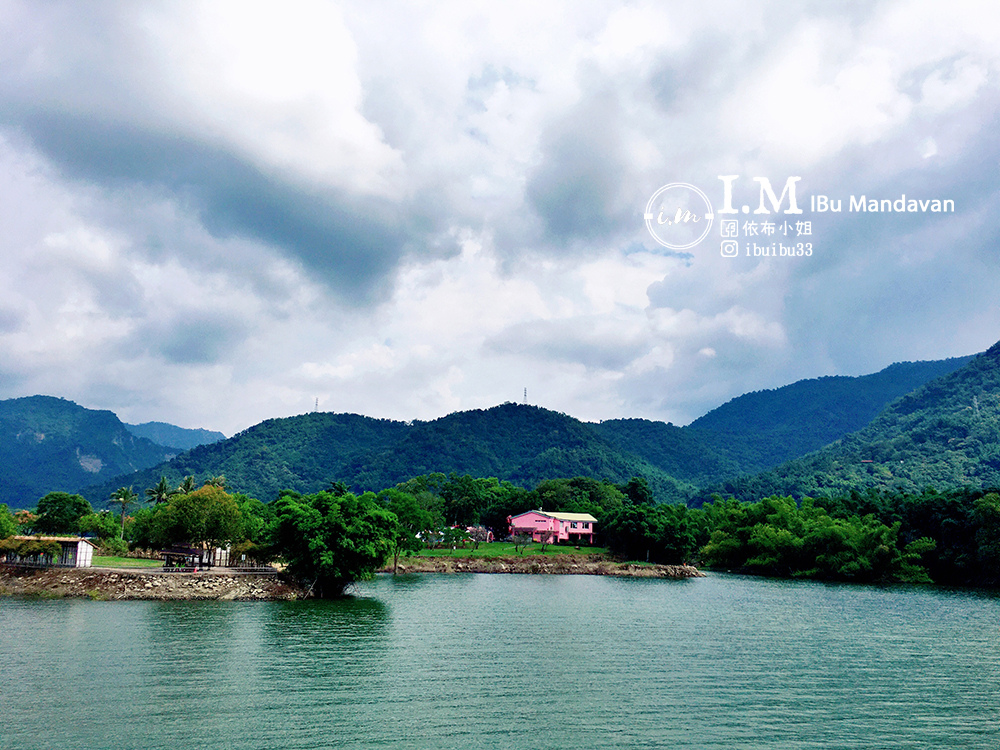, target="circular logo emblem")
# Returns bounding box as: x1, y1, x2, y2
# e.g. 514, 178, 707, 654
644, 183, 714, 250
